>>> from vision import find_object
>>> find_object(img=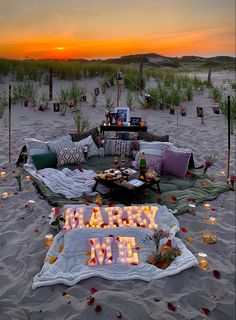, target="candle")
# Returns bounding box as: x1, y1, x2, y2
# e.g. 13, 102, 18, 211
219, 171, 226, 176
1, 192, 8, 200
0, 171, 6, 177
24, 175, 31, 183
197, 252, 208, 270
202, 231, 217, 244
209, 217, 217, 224
188, 203, 196, 215
43, 234, 54, 249
203, 203, 211, 210
26, 200, 35, 212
